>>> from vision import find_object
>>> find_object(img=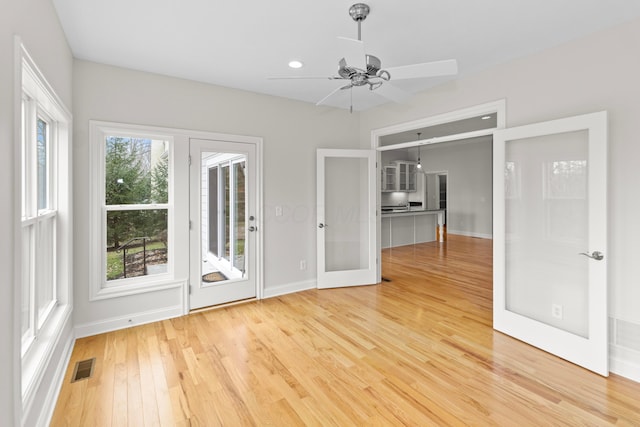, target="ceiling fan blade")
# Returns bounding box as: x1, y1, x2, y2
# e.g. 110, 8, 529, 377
386, 59, 458, 81
316, 84, 352, 106
337, 36, 367, 71
374, 83, 412, 104
268, 76, 343, 80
